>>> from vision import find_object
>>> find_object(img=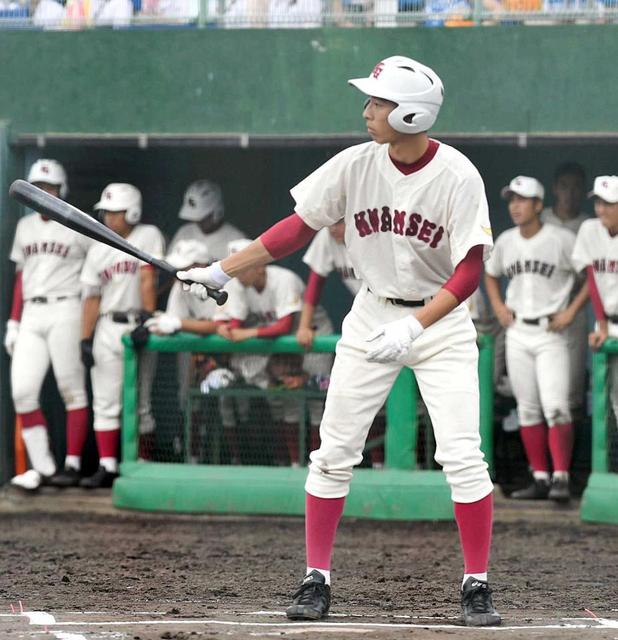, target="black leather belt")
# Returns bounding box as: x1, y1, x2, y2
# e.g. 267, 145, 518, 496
517, 315, 554, 325
388, 297, 425, 308
28, 295, 74, 303
104, 311, 138, 324
608, 315, 618, 323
